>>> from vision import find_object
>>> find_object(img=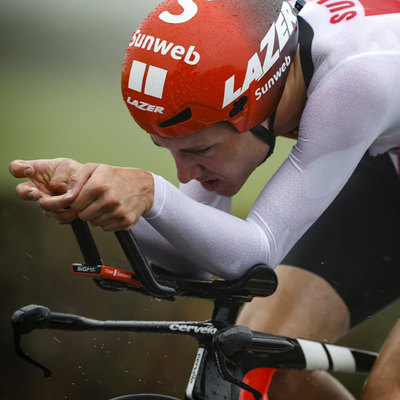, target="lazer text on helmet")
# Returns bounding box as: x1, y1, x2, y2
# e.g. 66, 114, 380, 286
223, 1, 297, 108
